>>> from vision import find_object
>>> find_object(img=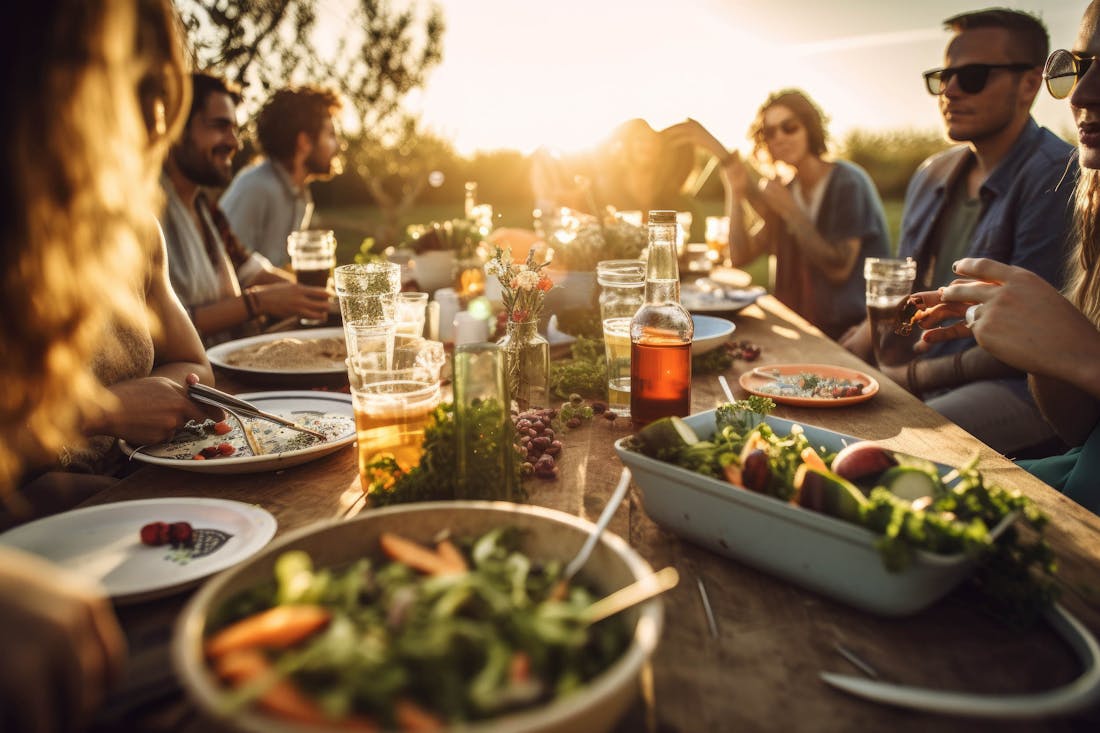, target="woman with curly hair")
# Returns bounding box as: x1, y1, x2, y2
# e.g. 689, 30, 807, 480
667, 90, 890, 339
